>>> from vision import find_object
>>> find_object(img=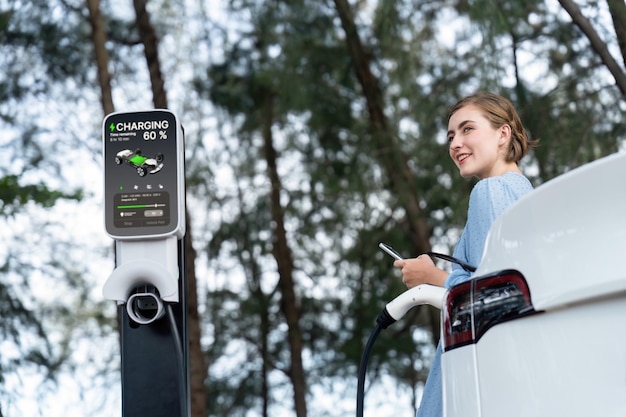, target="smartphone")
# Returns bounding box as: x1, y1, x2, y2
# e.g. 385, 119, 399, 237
378, 242, 404, 260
